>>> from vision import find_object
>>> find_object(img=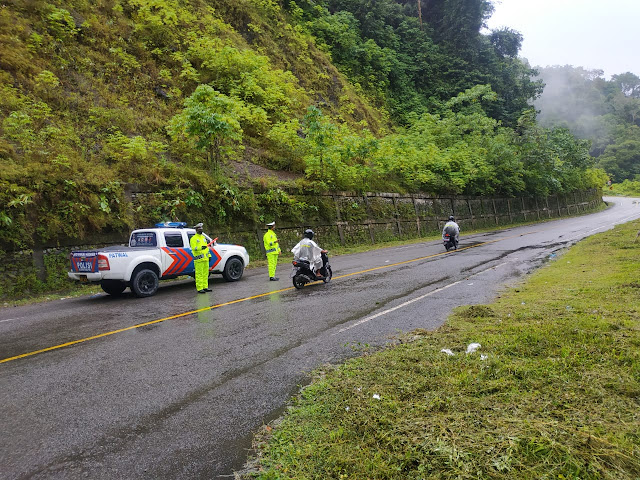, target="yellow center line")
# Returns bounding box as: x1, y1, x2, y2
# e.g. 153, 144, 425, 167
0, 288, 293, 364
1, 229, 539, 365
